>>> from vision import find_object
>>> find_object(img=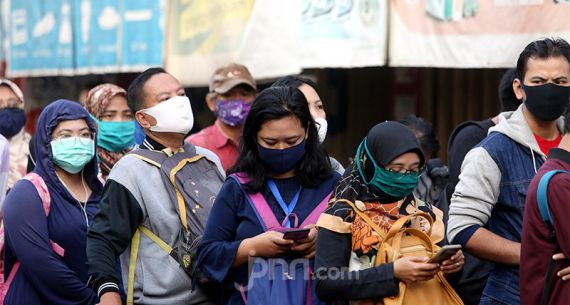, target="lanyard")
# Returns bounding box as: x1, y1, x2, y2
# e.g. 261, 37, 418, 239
267, 179, 302, 228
